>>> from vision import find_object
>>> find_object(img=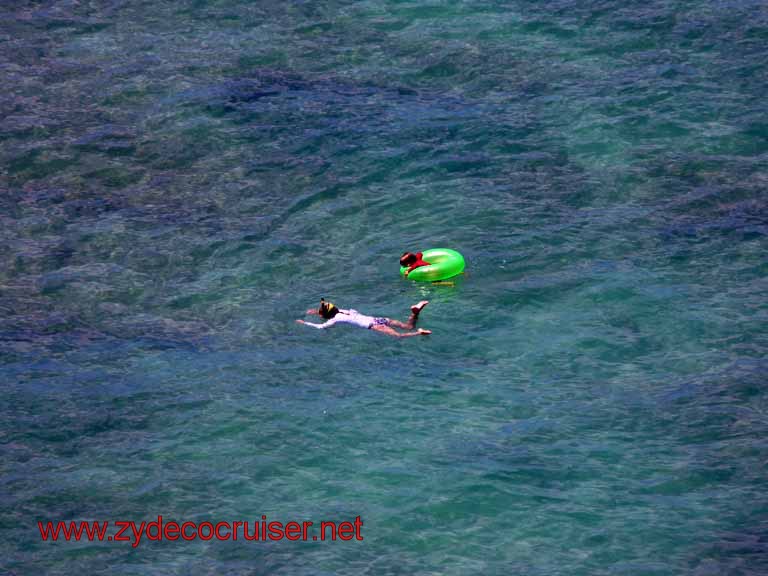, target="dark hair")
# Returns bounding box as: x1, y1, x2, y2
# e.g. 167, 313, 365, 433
318, 298, 339, 319
400, 252, 417, 267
